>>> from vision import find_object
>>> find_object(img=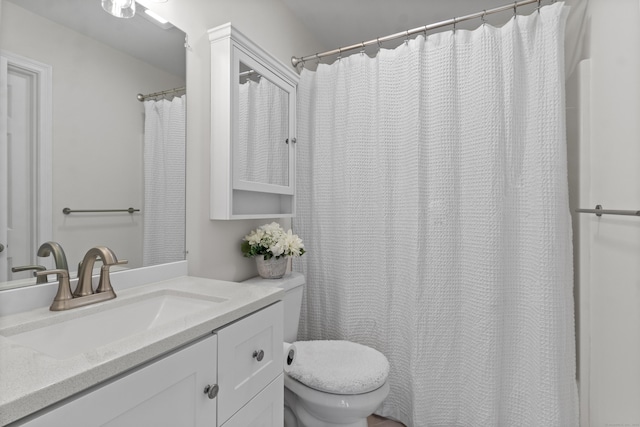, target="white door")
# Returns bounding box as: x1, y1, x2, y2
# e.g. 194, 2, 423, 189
0, 56, 7, 280
0, 52, 52, 283
4, 63, 36, 280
